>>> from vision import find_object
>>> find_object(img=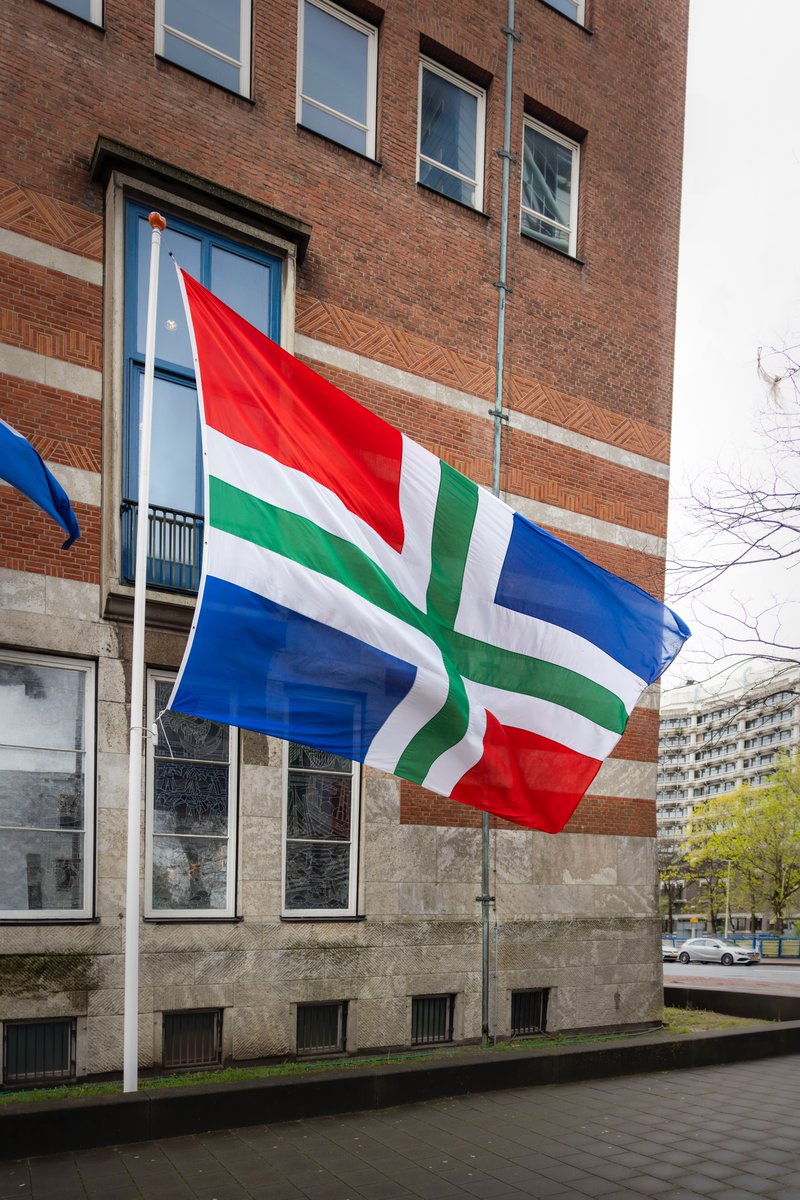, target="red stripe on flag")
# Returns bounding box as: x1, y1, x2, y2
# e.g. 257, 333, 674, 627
449, 714, 603, 833
182, 271, 406, 552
